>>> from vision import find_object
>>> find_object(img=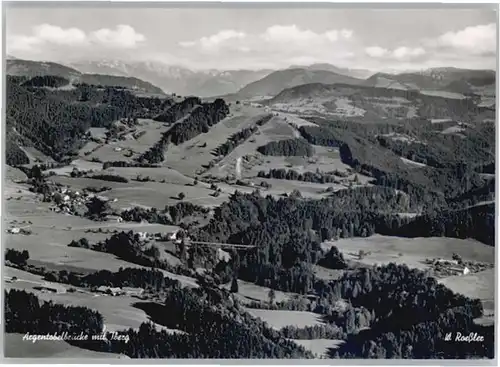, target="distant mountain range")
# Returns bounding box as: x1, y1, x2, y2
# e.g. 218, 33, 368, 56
6, 56, 495, 104
67, 60, 273, 97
